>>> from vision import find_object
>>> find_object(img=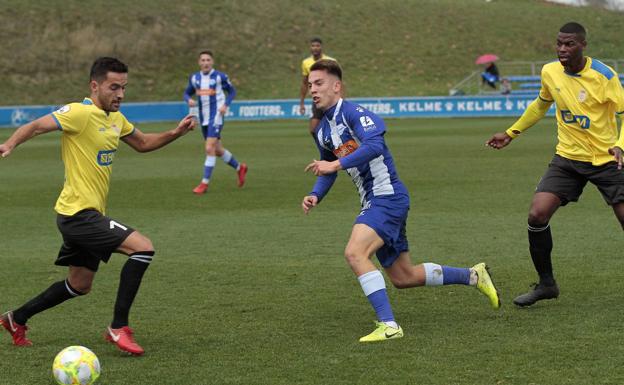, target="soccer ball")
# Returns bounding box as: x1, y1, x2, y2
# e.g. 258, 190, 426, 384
52, 346, 101, 385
